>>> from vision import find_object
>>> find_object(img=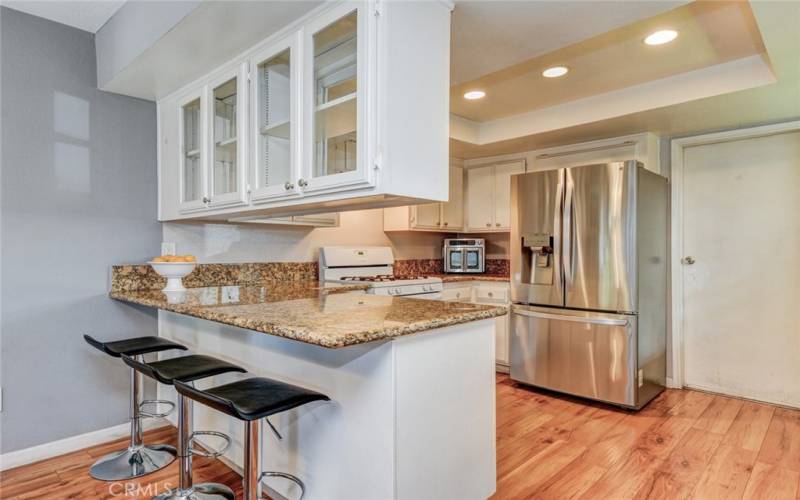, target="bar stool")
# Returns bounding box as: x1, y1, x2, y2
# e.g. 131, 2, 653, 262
174, 376, 329, 500
84, 334, 187, 481
121, 353, 246, 500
